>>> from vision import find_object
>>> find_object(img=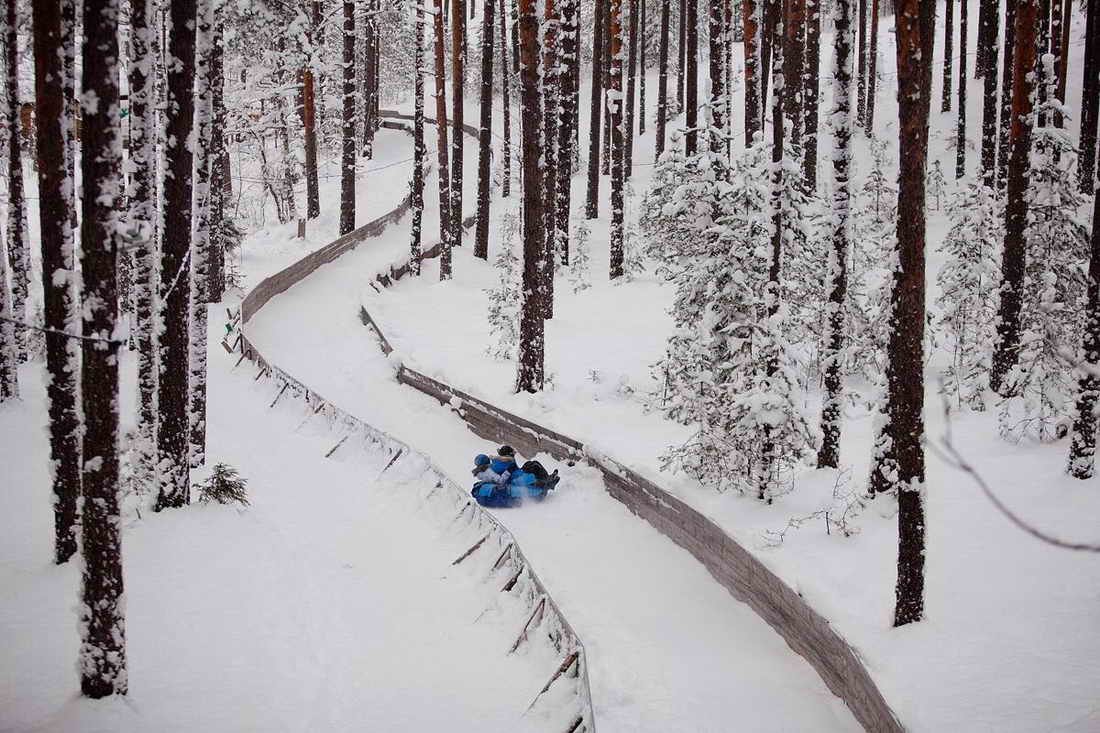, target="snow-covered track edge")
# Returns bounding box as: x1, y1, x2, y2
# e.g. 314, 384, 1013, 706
234, 112, 595, 733
356, 320, 905, 731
